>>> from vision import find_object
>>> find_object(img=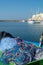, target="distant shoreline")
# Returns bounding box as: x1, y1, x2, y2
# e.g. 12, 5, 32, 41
0, 20, 43, 23
0, 20, 23, 22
